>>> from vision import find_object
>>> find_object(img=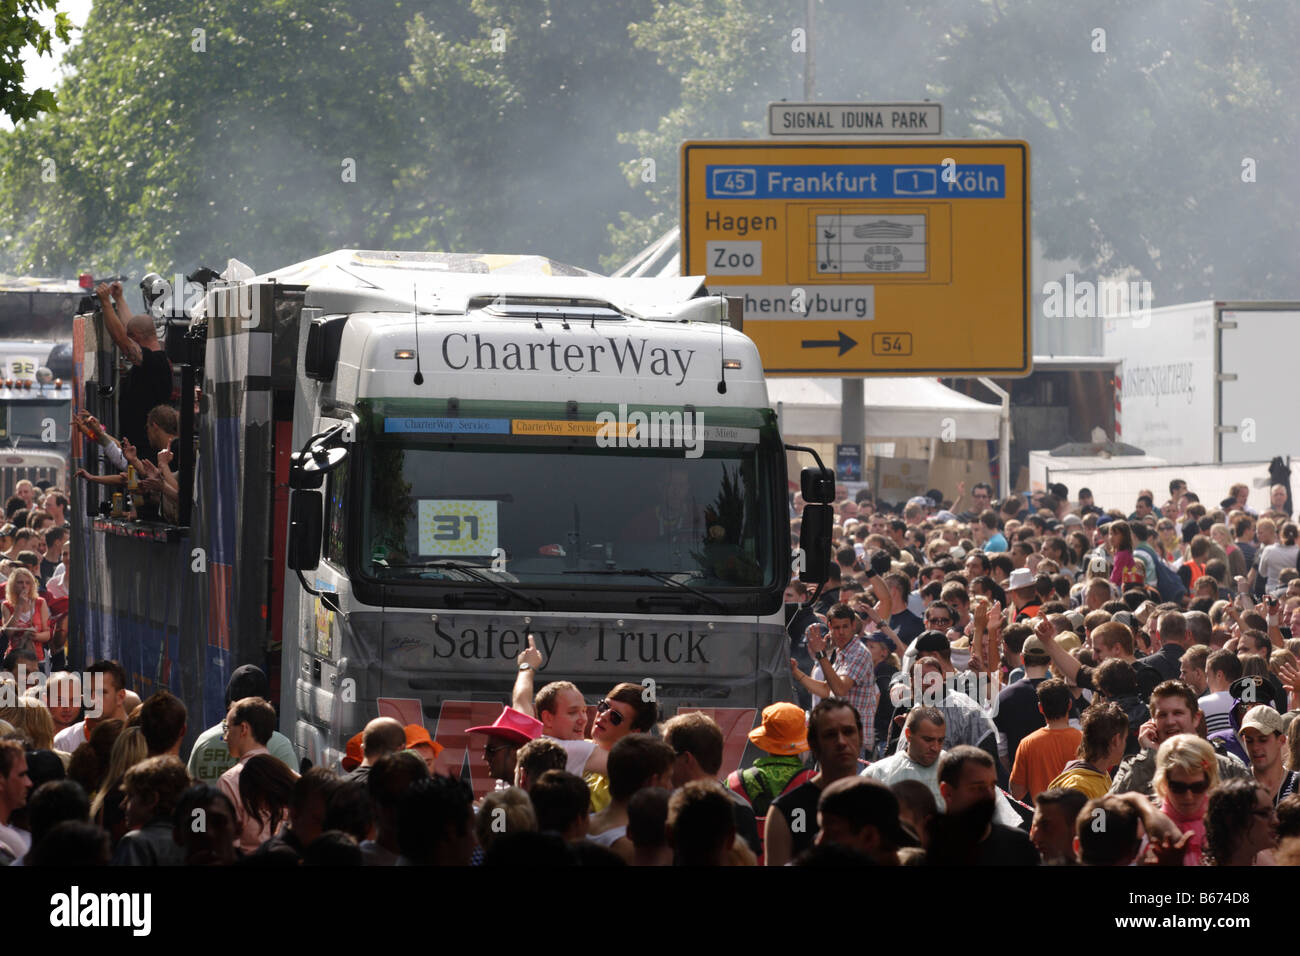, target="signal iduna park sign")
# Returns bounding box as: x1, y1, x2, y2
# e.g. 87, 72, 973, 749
768, 101, 942, 136
680, 139, 1031, 376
